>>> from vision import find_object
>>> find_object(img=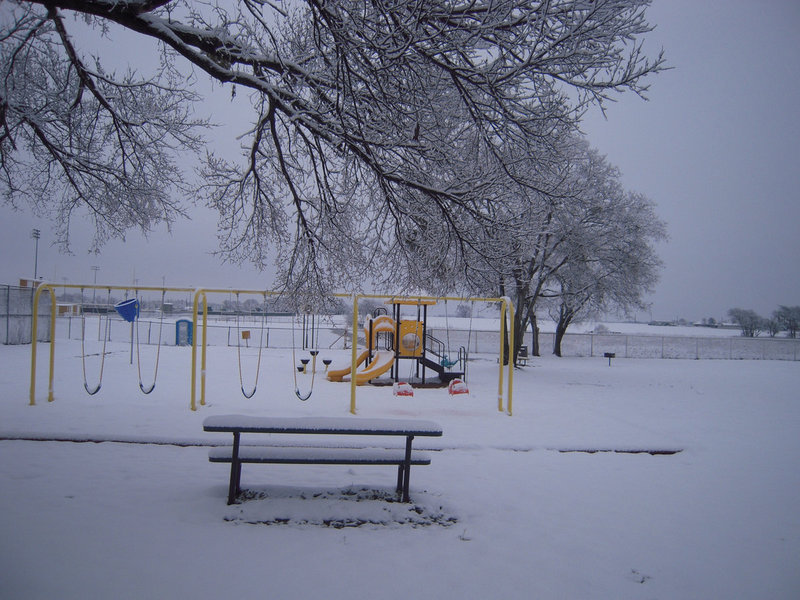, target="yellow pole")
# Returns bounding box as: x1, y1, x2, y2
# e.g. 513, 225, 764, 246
201, 292, 208, 406
29, 285, 41, 406
30, 284, 44, 405
29, 283, 57, 405
506, 298, 515, 416
191, 290, 200, 411
497, 299, 506, 412
47, 286, 56, 402
350, 294, 359, 414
